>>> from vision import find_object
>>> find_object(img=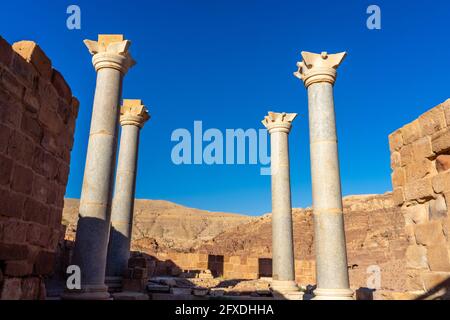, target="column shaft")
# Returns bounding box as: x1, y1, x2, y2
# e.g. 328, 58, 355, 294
271, 131, 295, 283
307, 82, 351, 296
71, 67, 122, 294
106, 124, 140, 277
